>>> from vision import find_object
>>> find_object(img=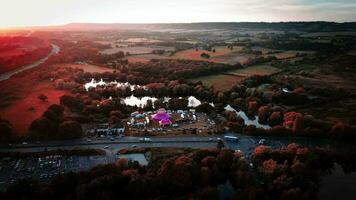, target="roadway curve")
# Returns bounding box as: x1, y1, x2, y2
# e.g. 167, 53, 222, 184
0, 44, 60, 82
